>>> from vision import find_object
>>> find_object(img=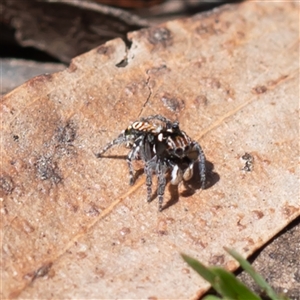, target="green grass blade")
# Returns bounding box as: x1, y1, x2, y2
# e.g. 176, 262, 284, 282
225, 248, 281, 300
210, 267, 261, 300
182, 253, 261, 300
202, 296, 222, 300
181, 253, 217, 283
